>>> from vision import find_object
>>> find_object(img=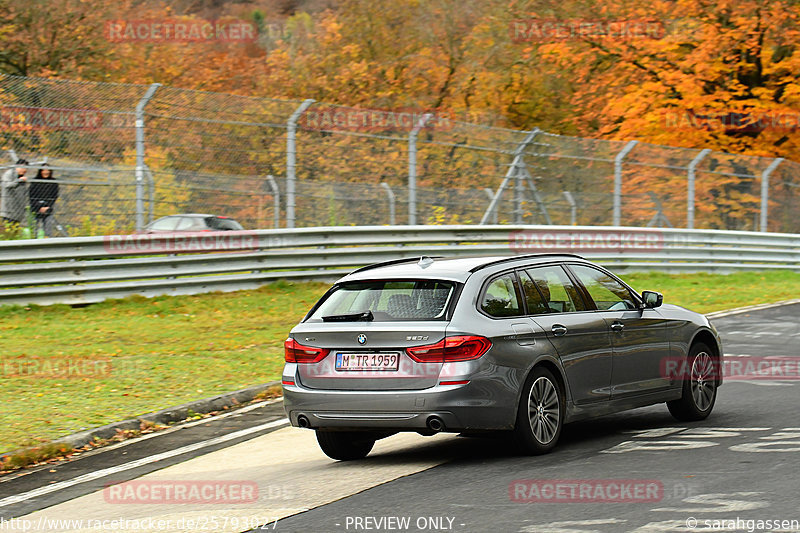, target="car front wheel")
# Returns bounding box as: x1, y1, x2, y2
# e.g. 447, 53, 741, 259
514, 367, 564, 455
316, 430, 376, 461
667, 342, 718, 421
